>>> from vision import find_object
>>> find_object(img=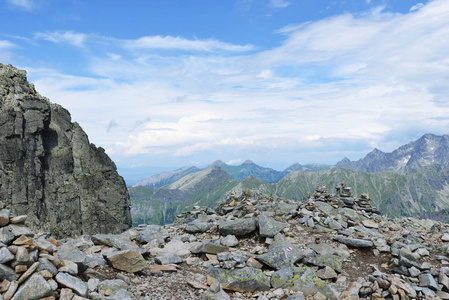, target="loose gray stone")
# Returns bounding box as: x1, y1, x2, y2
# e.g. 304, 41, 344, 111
57, 243, 87, 264
56, 272, 89, 297
0, 247, 15, 264
148, 239, 191, 258
256, 239, 304, 270
220, 235, 239, 247
186, 220, 214, 233
0, 263, 18, 281
304, 253, 343, 273
271, 266, 339, 300
105, 288, 133, 300
218, 217, 257, 236
155, 253, 183, 265
11, 273, 53, 300
0, 209, 10, 227
201, 282, 231, 300
37, 258, 58, 276
333, 236, 373, 248
5, 224, 33, 237
97, 279, 128, 295
419, 273, 439, 291
0, 228, 15, 245
135, 225, 169, 243
105, 249, 147, 273
88, 278, 100, 292
191, 242, 228, 255
258, 214, 286, 238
